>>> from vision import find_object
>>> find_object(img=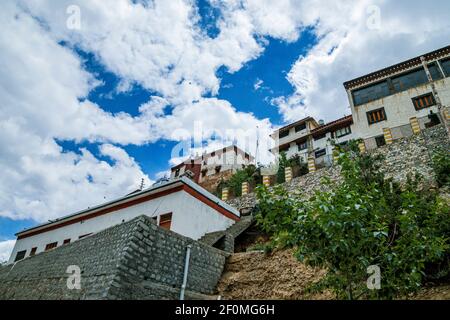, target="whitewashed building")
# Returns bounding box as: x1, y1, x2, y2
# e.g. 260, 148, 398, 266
8, 177, 239, 264
270, 117, 320, 163
170, 145, 254, 184
270, 116, 355, 168
344, 45, 450, 149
